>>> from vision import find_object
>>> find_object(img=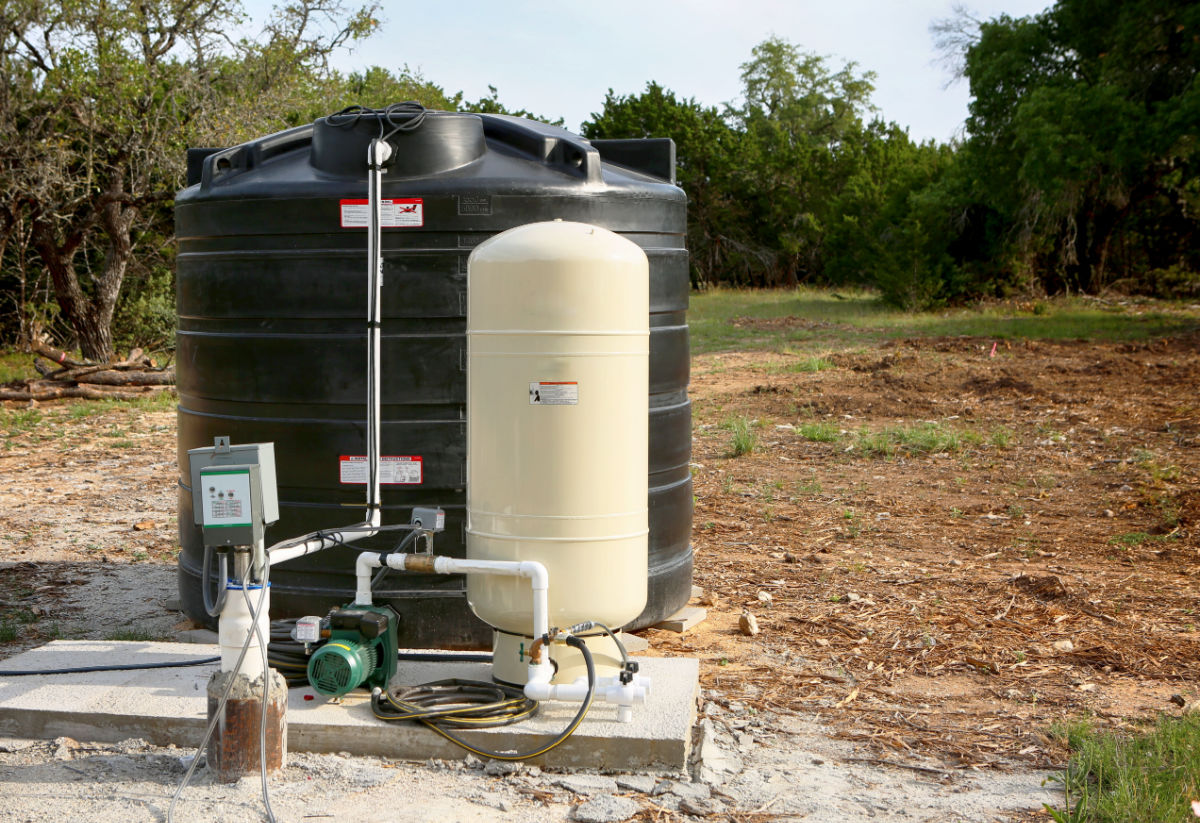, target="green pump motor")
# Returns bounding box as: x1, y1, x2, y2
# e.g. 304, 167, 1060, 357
307, 604, 398, 697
